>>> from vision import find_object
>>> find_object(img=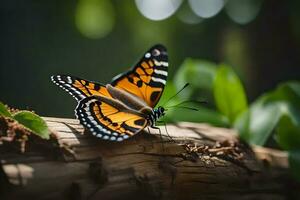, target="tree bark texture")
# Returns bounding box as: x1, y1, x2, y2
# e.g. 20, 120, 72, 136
0, 117, 298, 200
